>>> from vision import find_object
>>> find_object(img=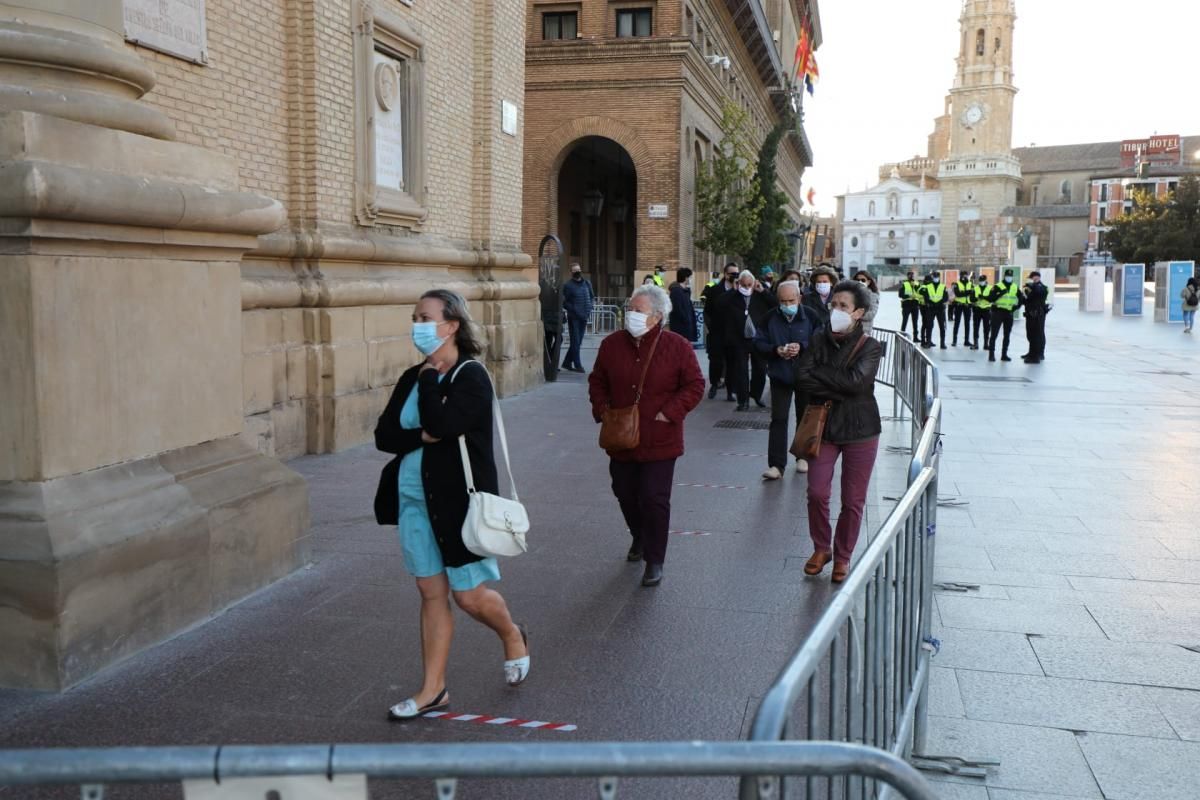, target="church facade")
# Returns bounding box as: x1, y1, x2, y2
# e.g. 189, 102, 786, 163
838, 173, 942, 271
